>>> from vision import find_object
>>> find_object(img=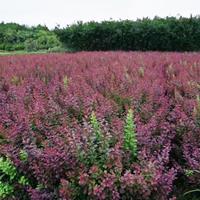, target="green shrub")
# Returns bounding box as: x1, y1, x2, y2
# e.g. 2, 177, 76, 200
0, 156, 29, 199
24, 39, 38, 52
0, 23, 61, 51
123, 109, 137, 161
78, 112, 109, 169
